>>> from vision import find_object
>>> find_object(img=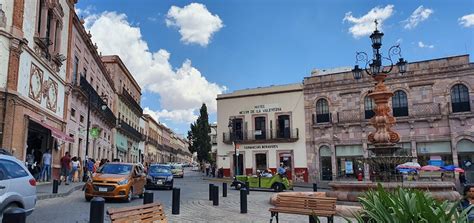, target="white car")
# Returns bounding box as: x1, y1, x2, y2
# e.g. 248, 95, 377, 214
0, 150, 37, 219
